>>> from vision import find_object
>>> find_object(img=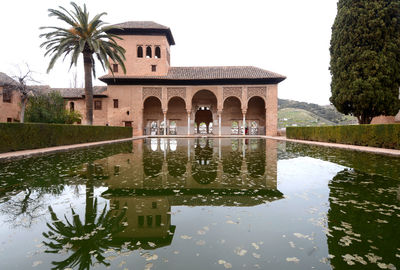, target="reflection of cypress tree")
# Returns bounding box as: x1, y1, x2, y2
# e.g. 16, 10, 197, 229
142, 148, 163, 178
192, 139, 217, 184
222, 151, 242, 176
167, 151, 187, 177
246, 151, 265, 178
327, 169, 400, 269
